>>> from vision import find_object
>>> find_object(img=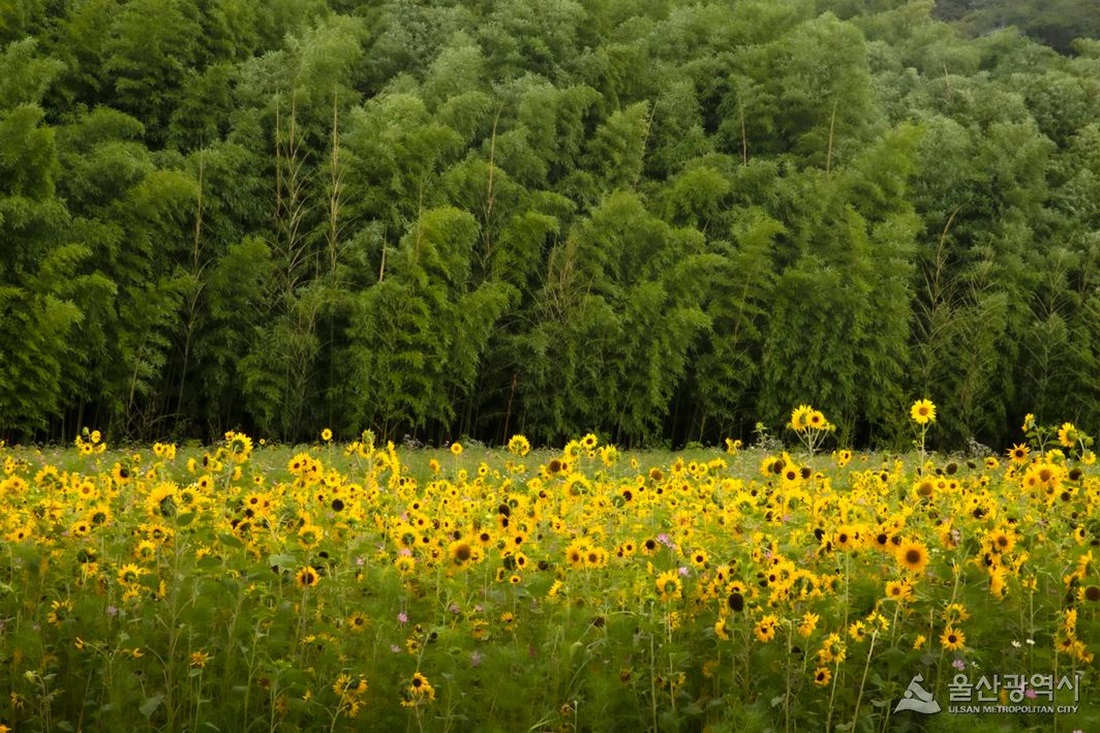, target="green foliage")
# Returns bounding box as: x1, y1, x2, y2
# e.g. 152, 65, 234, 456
2, 0, 1098, 448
